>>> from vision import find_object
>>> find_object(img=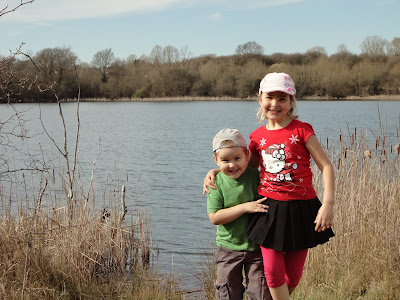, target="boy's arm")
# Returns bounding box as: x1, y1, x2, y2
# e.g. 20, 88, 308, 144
208, 198, 268, 225
306, 134, 335, 232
